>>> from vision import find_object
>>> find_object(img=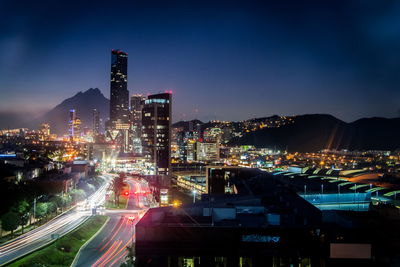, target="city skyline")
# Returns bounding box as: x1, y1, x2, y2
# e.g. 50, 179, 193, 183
1, 1, 400, 124
1, 2, 400, 265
